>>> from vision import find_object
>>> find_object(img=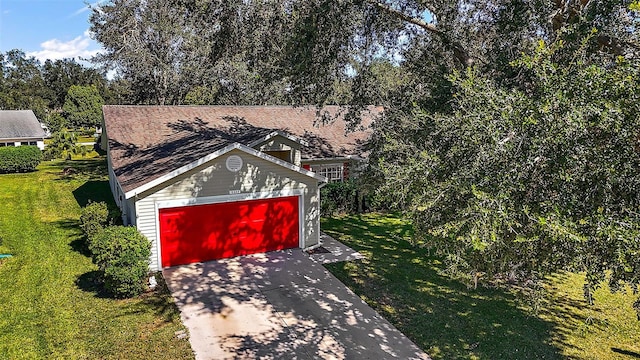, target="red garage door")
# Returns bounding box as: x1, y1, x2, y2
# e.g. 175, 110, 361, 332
159, 196, 299, 267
